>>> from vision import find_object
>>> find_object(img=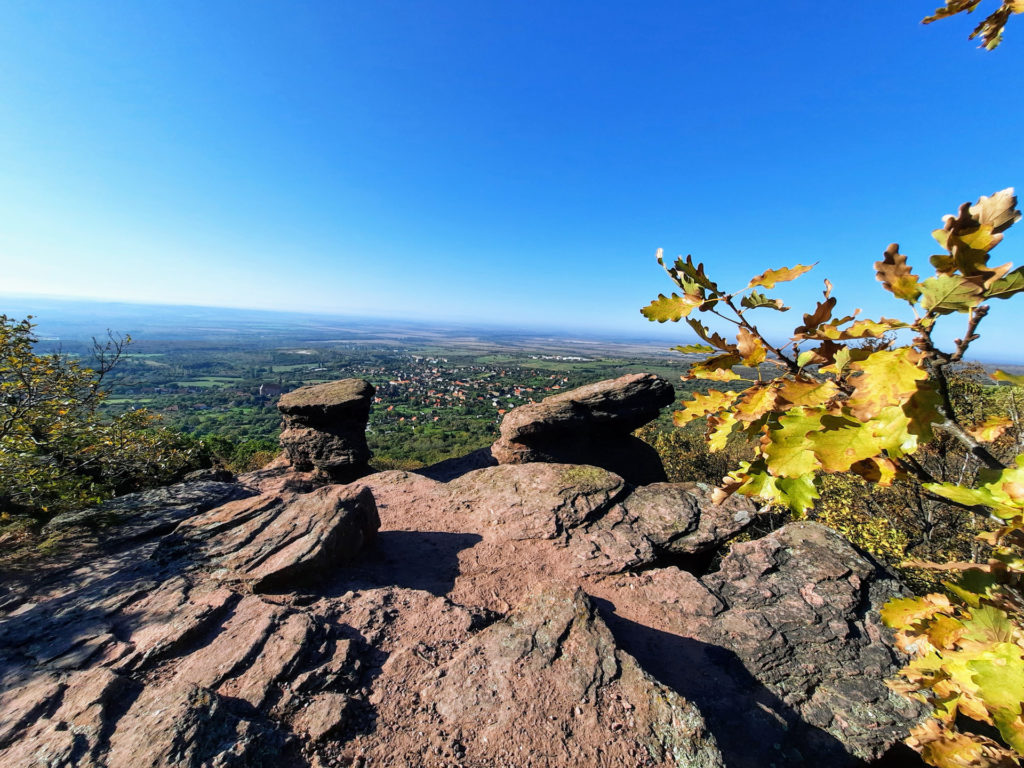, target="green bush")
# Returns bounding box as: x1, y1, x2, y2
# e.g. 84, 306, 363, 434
0, 315, 199, 522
